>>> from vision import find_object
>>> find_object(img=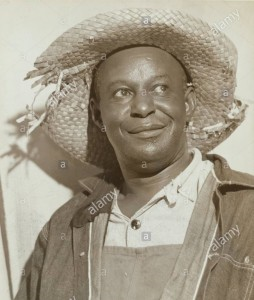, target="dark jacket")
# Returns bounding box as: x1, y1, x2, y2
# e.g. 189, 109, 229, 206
15, 154, 254, 300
